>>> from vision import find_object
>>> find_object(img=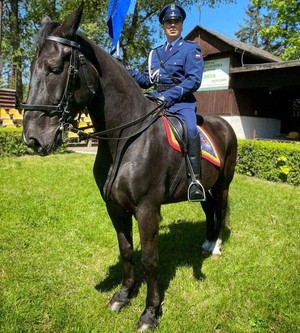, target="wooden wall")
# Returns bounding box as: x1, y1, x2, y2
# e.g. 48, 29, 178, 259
0, 89, 16, 109
194, 89, 238, 116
